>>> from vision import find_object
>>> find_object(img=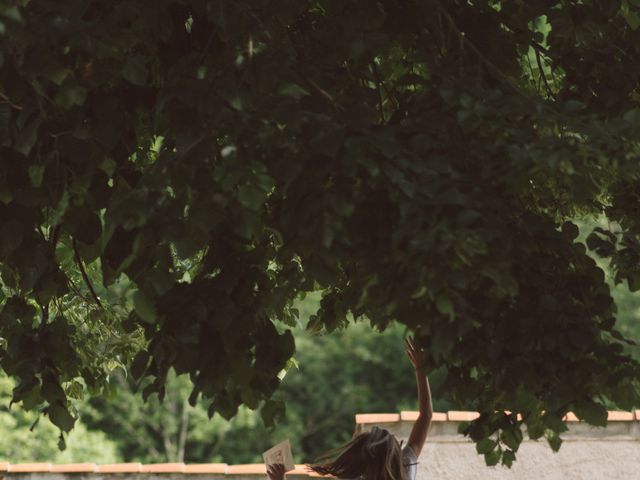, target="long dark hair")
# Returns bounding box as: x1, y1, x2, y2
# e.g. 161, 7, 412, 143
308, 427, 406, 480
